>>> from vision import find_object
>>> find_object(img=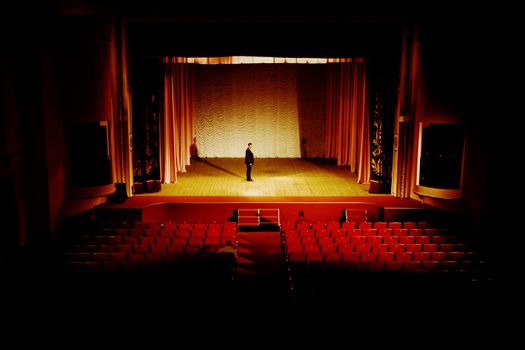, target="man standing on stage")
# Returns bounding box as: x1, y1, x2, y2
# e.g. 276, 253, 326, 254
245, 143, 254, 182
